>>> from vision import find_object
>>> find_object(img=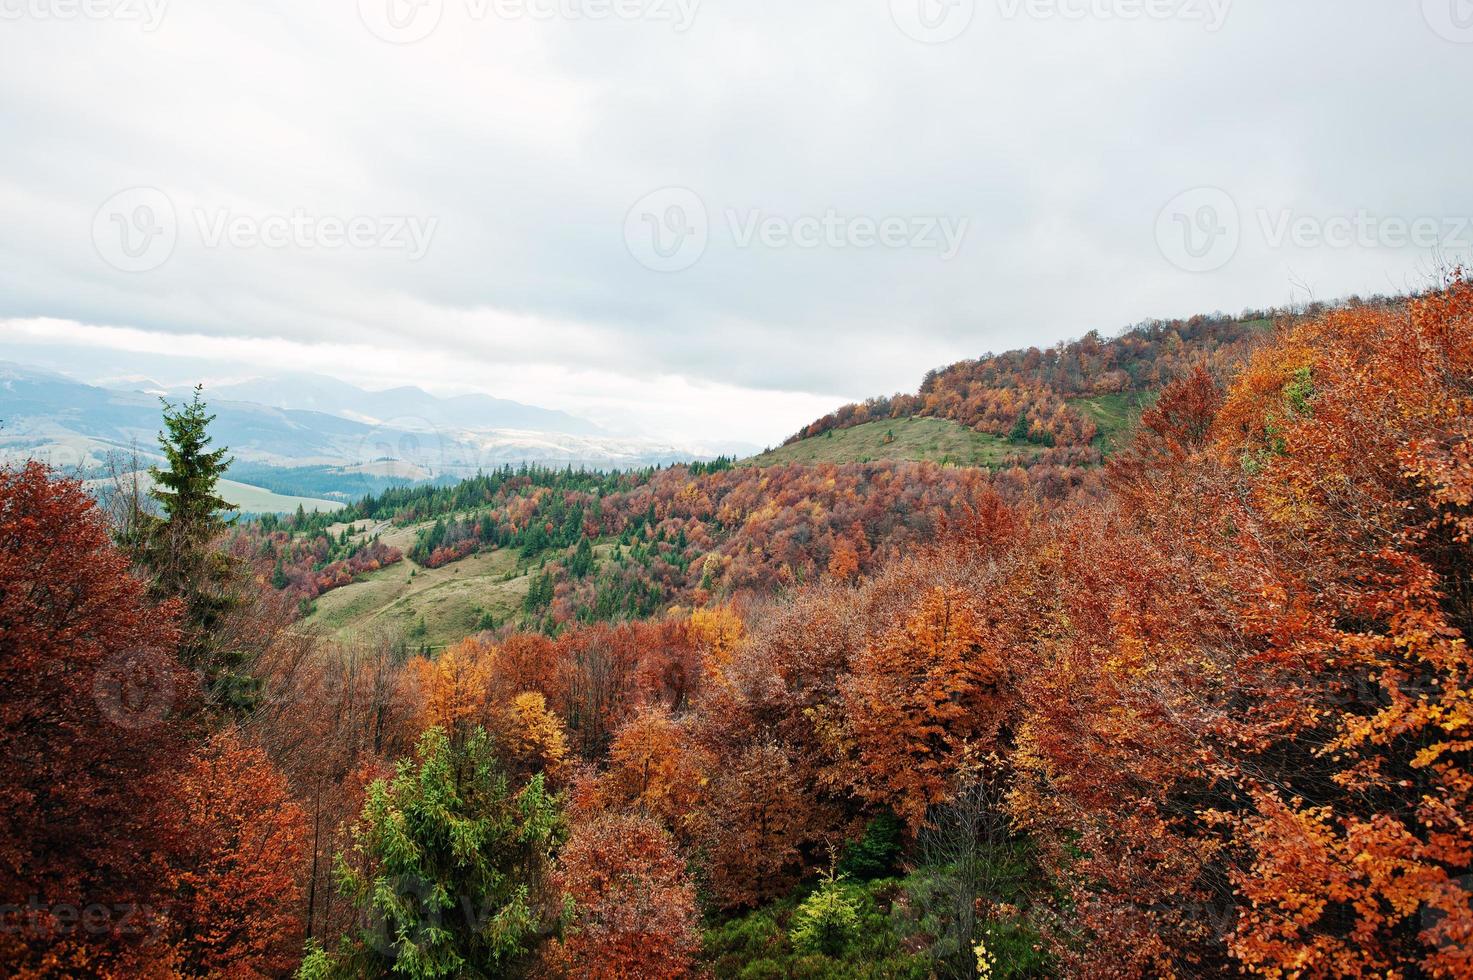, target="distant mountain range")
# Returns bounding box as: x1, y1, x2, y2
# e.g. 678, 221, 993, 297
145, 373, 604, 438
0, 363, 744, 503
